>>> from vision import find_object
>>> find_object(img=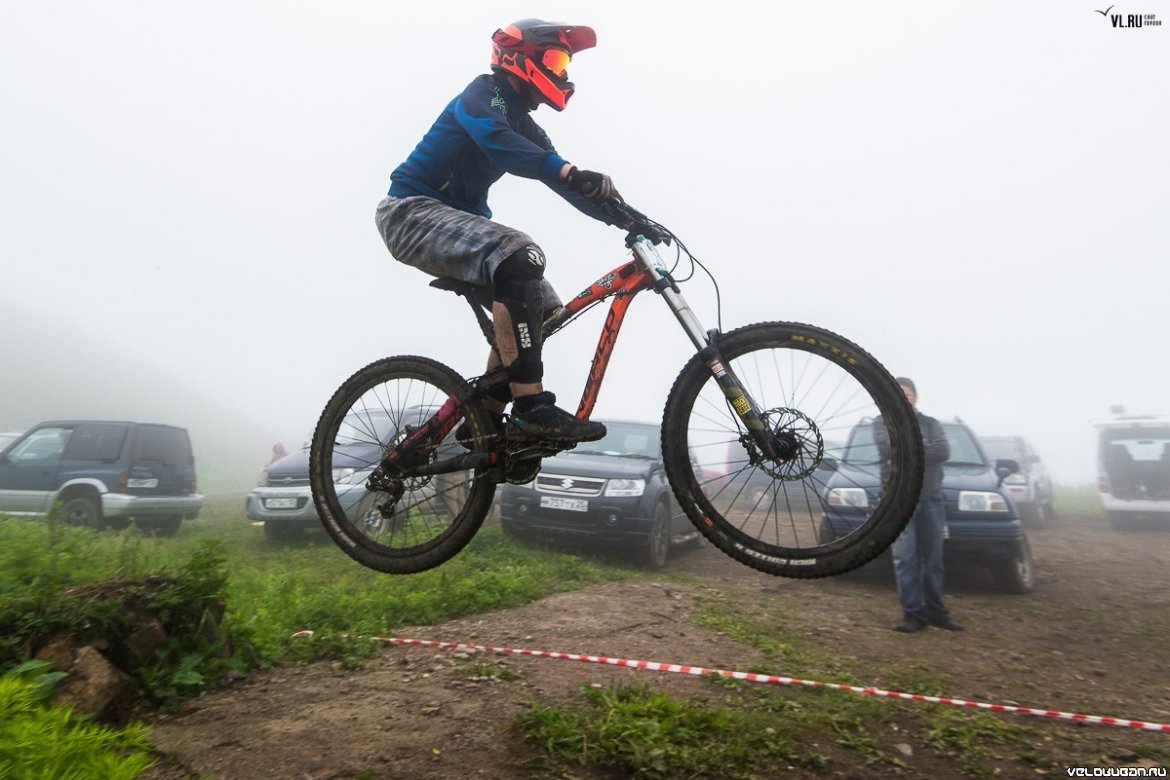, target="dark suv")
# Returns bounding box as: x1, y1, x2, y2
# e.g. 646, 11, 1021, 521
821, 418, 1035, 593
497, 420, 699, 569
0, 420, 204, 535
